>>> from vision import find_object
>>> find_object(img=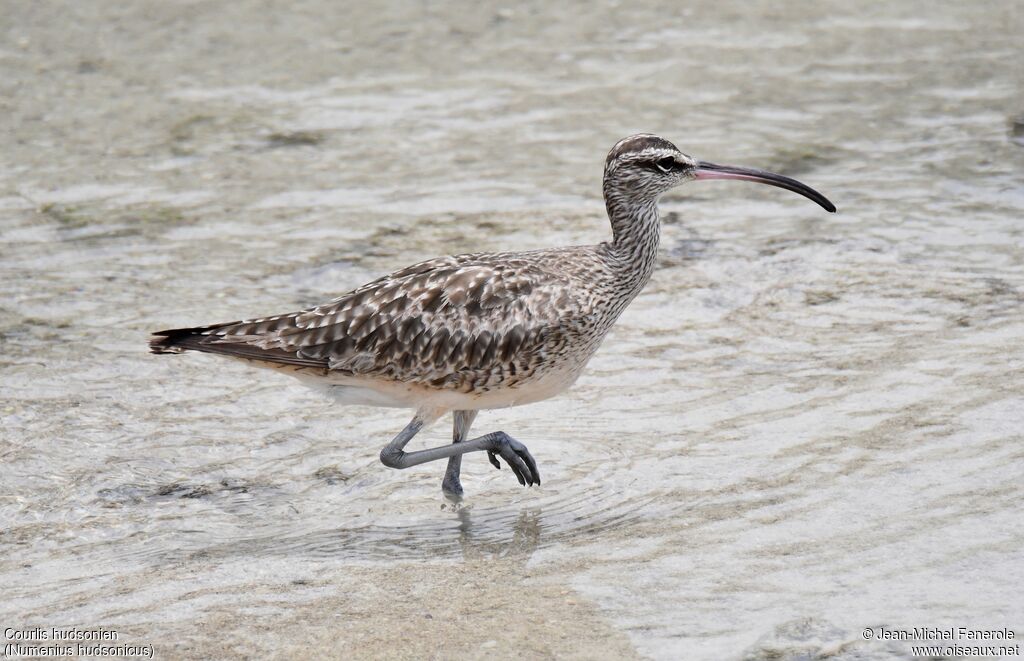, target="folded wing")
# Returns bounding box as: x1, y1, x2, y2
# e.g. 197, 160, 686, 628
151, 253, 578, 391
